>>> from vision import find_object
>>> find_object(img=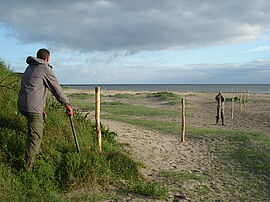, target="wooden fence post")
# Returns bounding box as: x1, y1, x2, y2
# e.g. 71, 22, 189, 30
243, 93, 247, 108
231, 97, 234, 119
245, 93, 248, 103
240, 94, 243, 112
95, 86, 102, 152
180, 98, 186, 142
